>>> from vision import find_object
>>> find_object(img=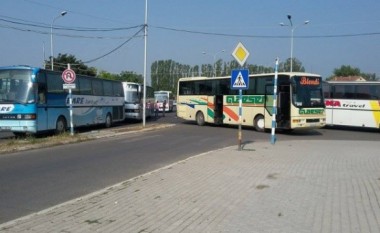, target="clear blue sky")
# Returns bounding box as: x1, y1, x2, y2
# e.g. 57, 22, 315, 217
1, 0, 379, 83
